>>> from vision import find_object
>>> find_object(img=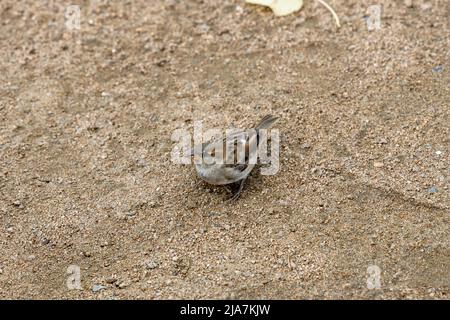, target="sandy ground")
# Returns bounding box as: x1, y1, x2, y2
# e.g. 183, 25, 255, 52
0, 0, 448, 299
